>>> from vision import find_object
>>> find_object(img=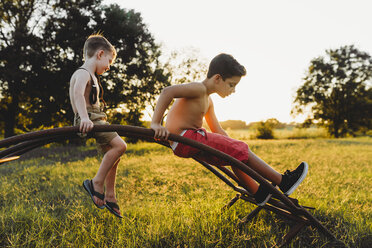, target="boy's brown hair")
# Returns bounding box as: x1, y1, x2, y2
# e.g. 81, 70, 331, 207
83, 34, 117, 60
207, 53, 246, 80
